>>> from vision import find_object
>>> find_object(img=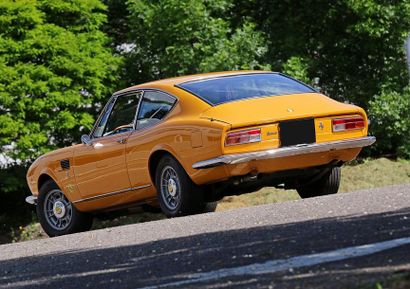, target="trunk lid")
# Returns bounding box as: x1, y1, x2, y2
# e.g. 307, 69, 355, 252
200, 93, 362, 128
